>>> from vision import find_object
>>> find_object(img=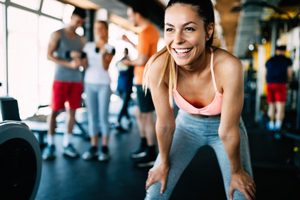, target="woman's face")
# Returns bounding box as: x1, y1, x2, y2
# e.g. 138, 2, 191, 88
164, 4, 212, 67
94, 22, 108, 40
